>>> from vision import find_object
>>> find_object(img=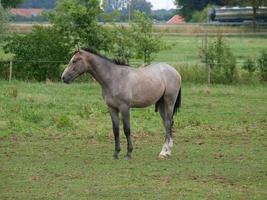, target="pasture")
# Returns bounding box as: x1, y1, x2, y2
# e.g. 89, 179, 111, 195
0, 81, 266, 199
1, 35, 267, 65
